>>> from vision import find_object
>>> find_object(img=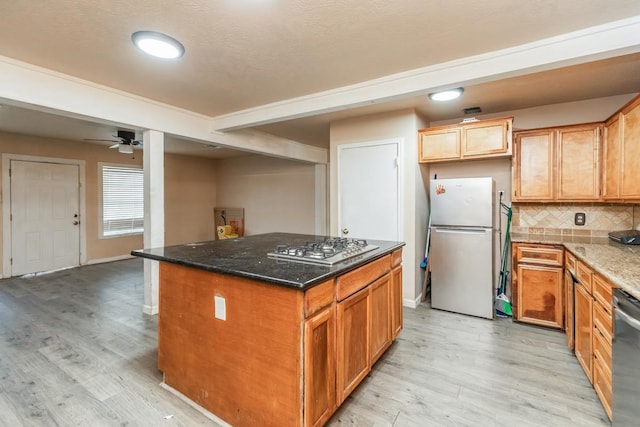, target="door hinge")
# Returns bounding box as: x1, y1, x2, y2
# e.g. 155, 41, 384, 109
9, 258, 12, 265
8, 168, 11, 177
9, 213, 11, 221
